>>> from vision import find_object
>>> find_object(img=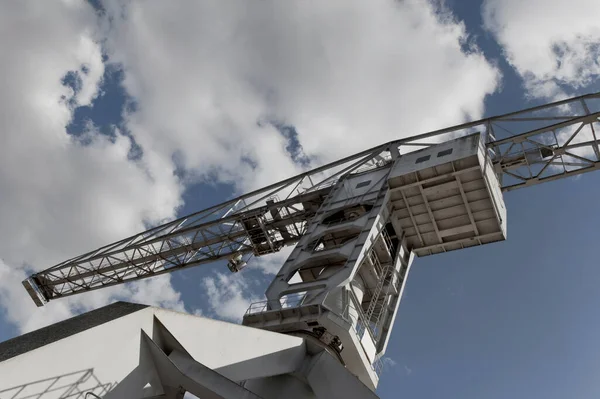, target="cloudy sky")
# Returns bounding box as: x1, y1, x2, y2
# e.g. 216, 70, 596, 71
1, 0, 600, 398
